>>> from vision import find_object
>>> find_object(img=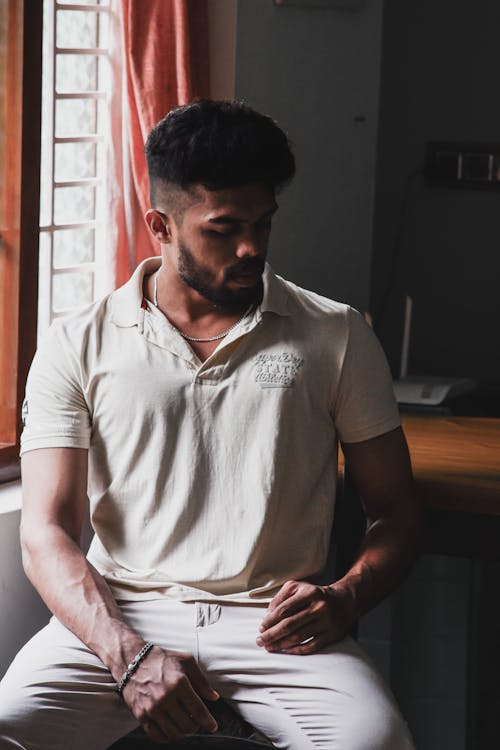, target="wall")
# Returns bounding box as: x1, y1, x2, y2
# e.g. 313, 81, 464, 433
208, 0, 237, 100
392, 555, 472, 750
0, 480, 94, 680
235, 0, 385, 312
0, 483, 51, 679
372, 0, 500, 395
